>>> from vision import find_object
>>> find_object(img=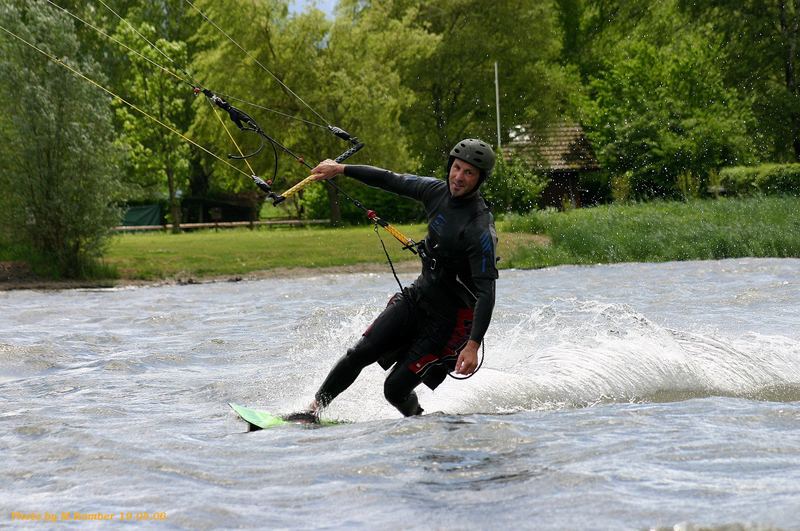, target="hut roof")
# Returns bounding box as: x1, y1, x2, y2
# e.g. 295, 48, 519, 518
507, 123, 600, 172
